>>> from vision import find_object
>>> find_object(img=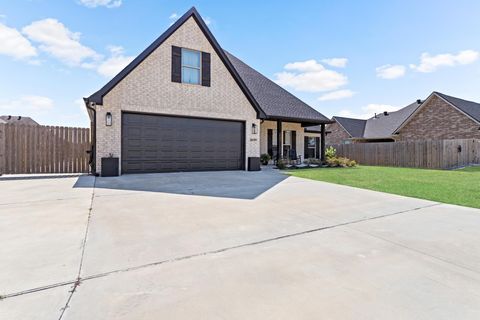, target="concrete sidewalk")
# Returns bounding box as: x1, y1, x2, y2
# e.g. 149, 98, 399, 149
1, 171, 480, 319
